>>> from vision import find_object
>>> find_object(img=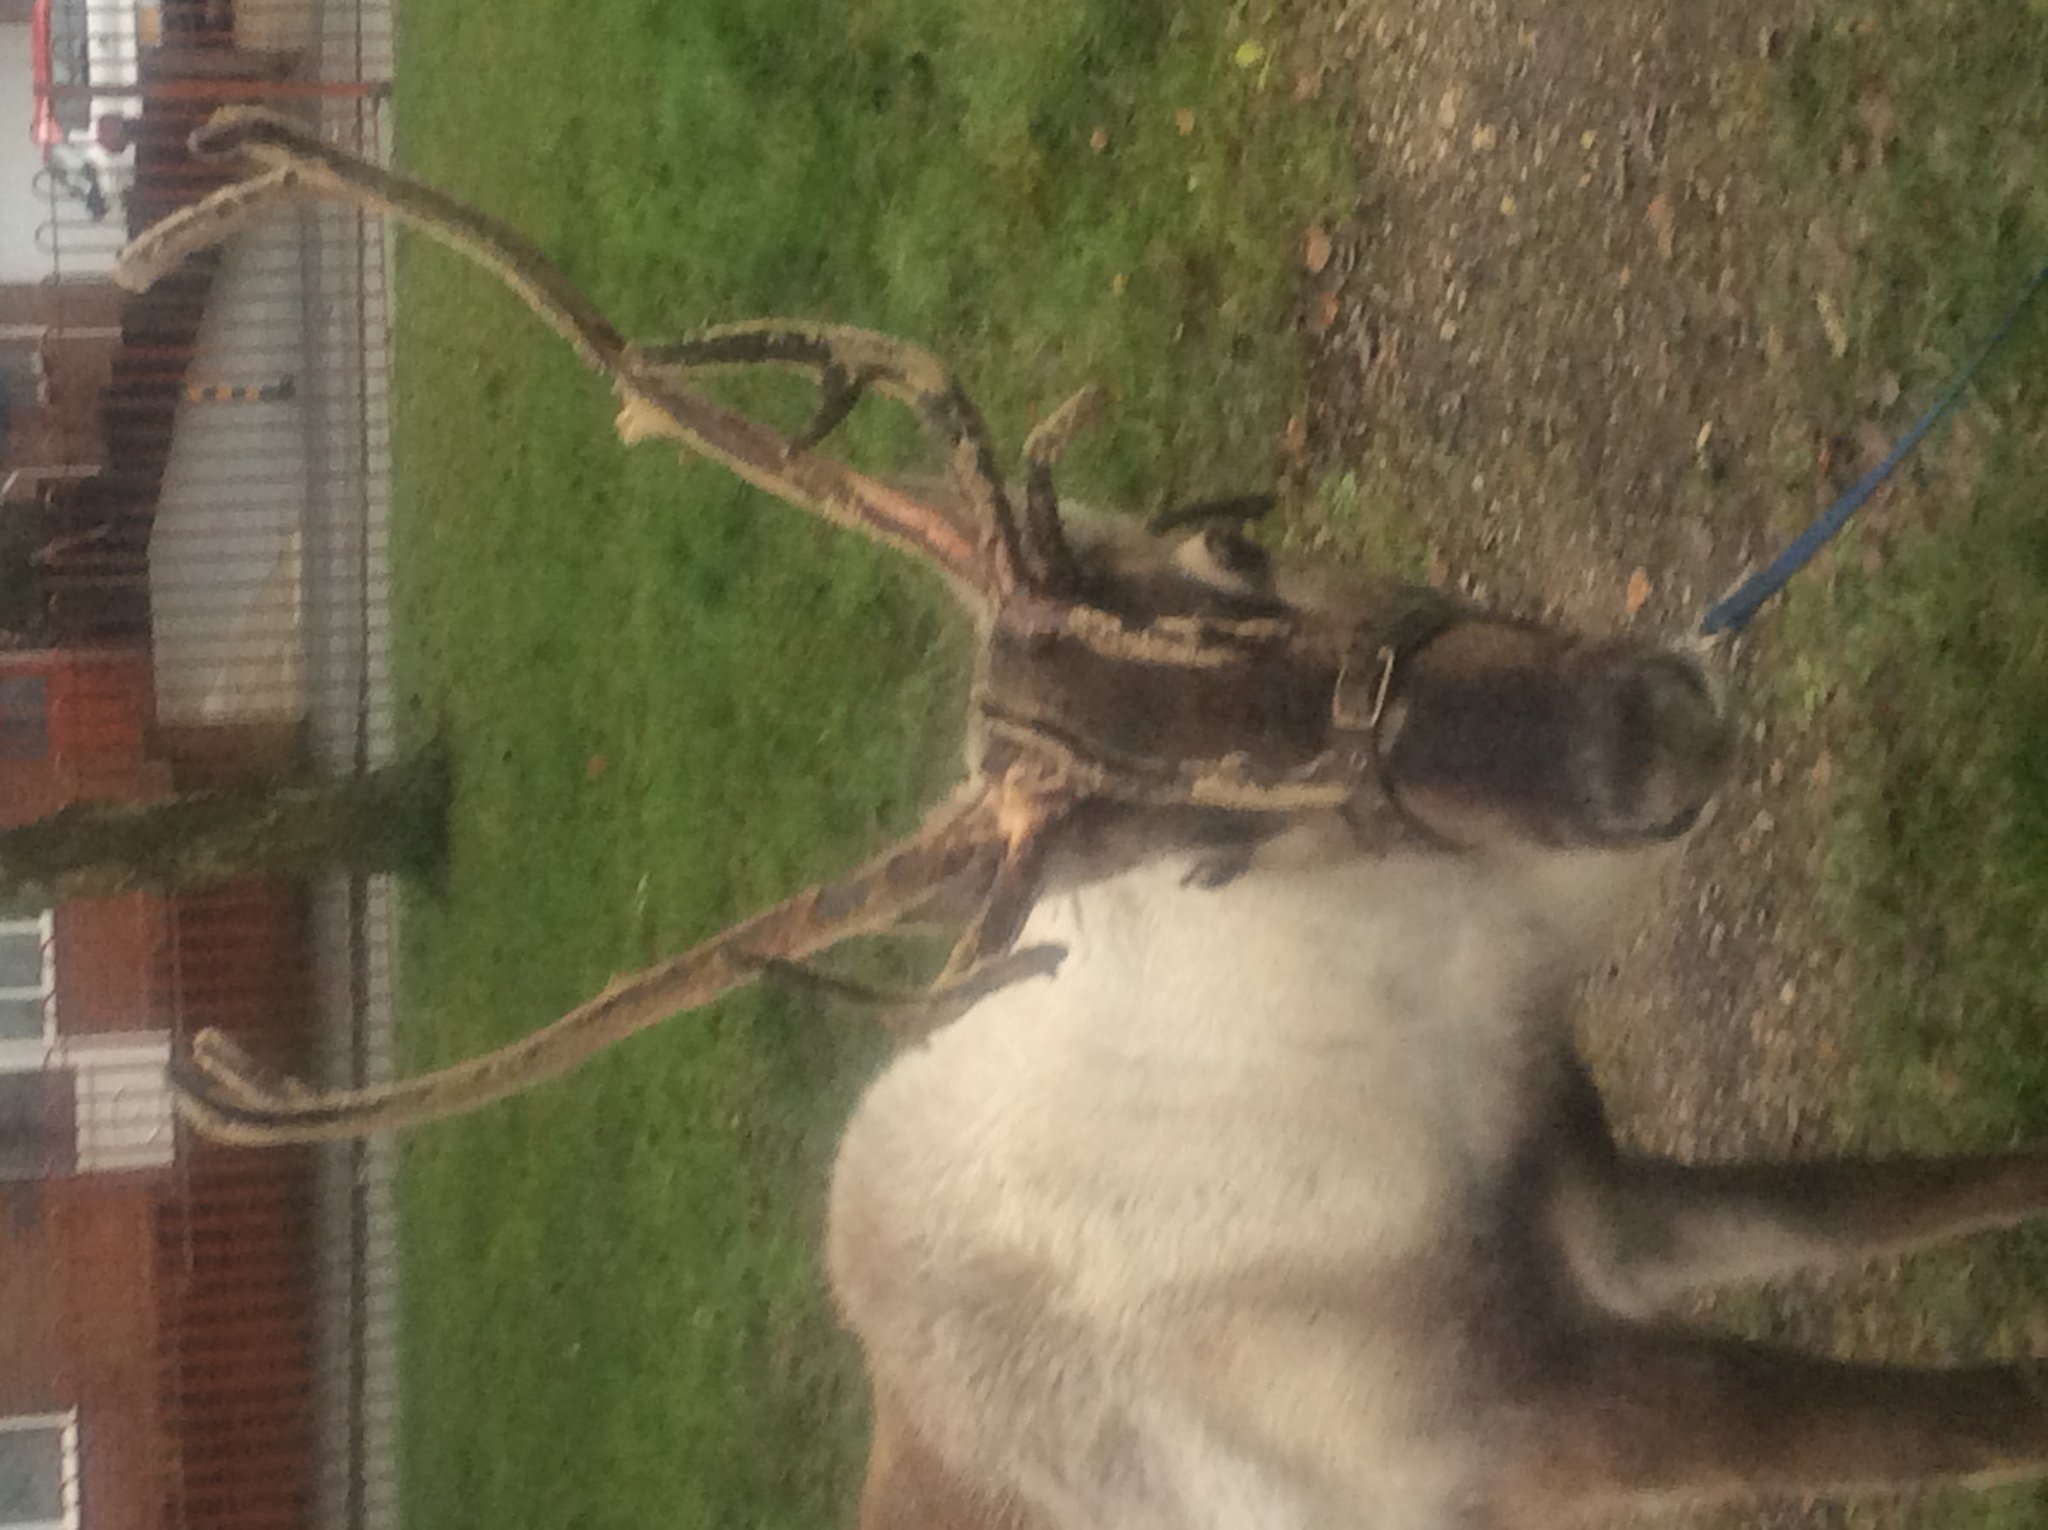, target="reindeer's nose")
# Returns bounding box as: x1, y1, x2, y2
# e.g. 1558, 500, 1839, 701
1374, 625, 1730, 850
1575, 648, 1730, 843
